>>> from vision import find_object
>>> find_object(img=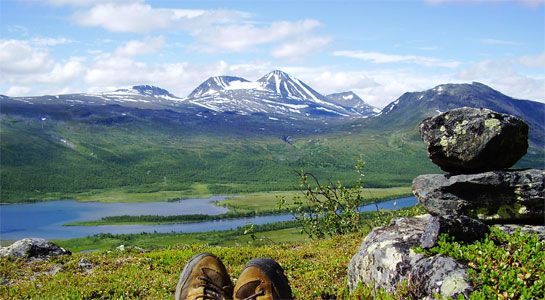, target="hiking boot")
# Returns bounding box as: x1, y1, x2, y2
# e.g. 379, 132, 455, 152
175, 253, 234, 300
233, 258, 293, 300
